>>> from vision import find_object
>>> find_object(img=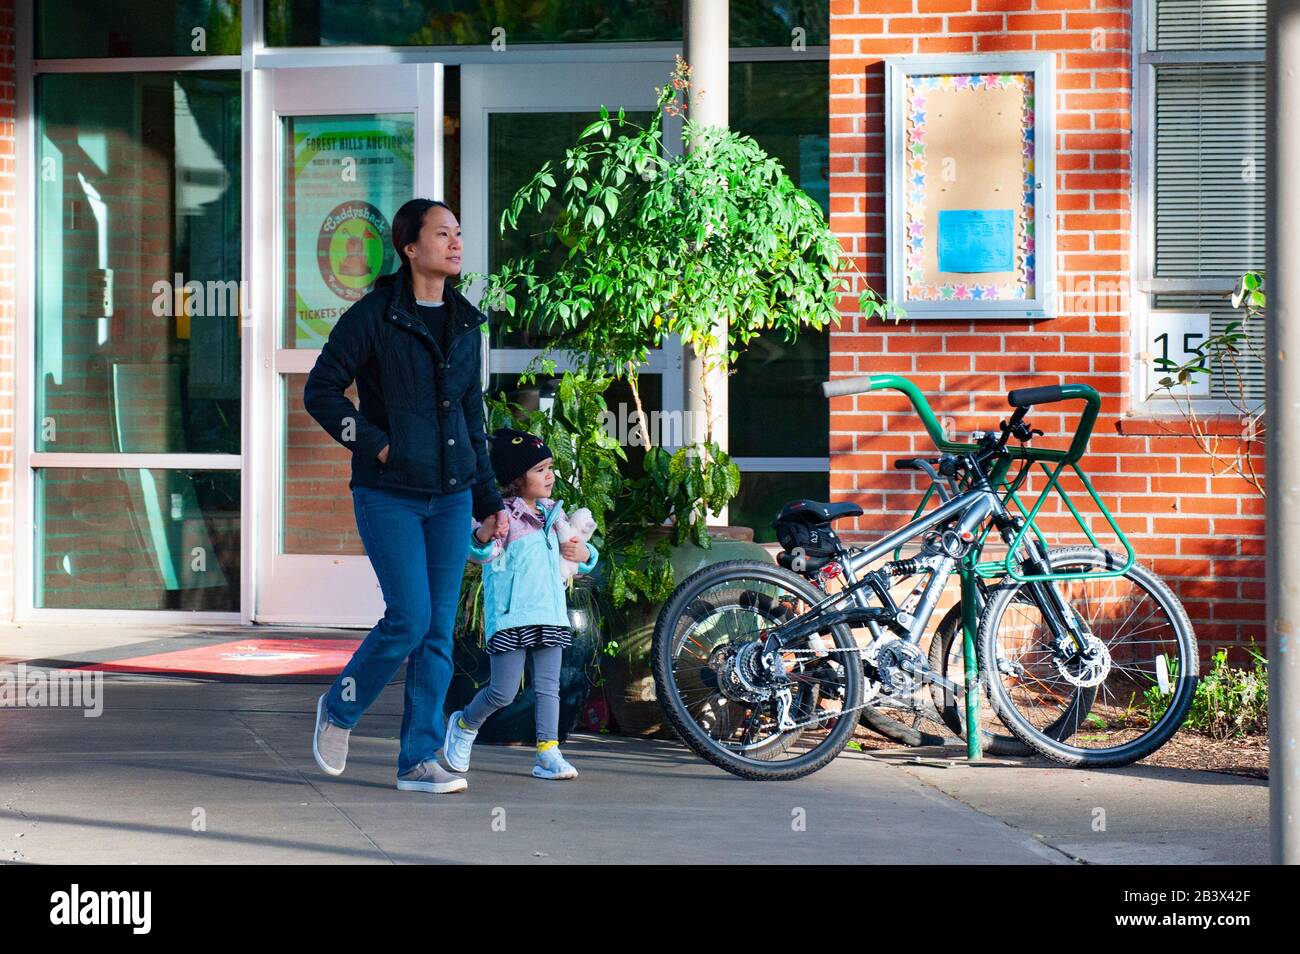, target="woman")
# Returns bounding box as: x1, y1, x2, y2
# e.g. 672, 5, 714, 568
303, 198, 509, 794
